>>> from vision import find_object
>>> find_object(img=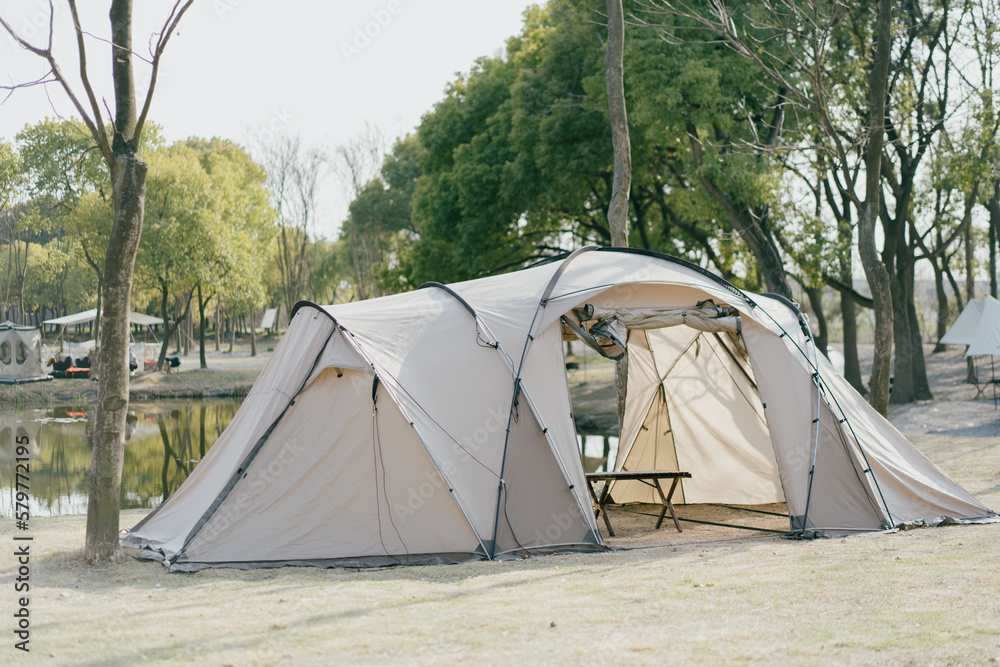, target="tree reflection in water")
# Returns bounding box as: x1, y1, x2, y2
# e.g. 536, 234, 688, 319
0, 399, 242, 517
